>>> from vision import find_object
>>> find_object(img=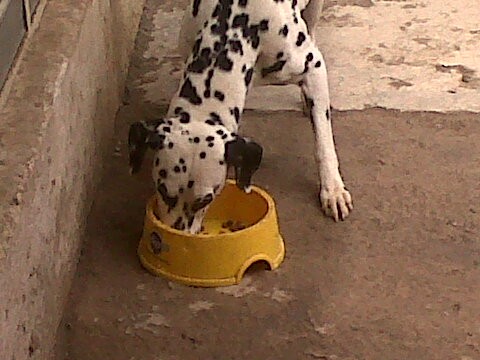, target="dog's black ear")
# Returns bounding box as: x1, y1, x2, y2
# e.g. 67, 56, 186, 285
128, 121, 165, 174
225, 137, 263, 192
